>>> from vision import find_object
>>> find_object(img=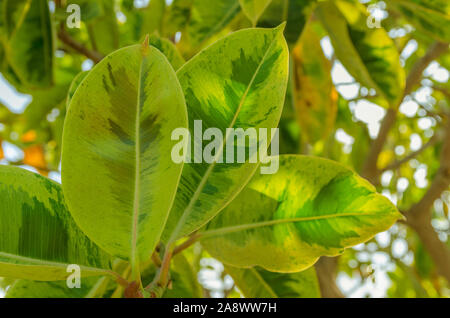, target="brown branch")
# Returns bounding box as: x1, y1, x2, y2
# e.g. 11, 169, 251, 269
362, 42, 449, 184
381, 133, 440, 172
57, 28, 104, 64
315, 257, 344, 298
404, 119, 450, 282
